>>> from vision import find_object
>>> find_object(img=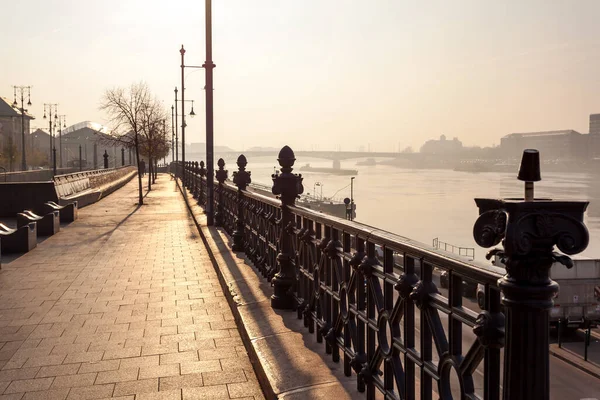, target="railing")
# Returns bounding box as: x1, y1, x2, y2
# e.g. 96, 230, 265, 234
173, 147, 590, 400
432, 238, 475, 260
